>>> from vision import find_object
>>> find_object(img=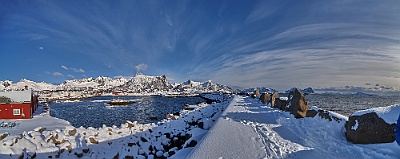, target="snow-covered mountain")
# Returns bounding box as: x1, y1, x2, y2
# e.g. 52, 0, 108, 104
285, 87, 315, 95
114, 75, 172, 93
0, 75, 232, 94
237, 87, 276, 94
57, 76, 129, 91
174, 79, 232, 93
0, 79, 57, 91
